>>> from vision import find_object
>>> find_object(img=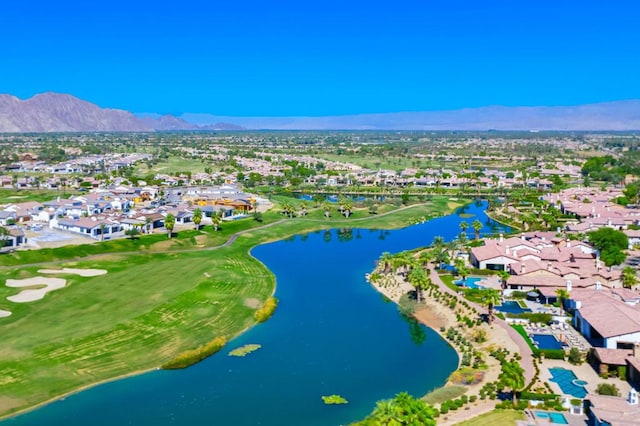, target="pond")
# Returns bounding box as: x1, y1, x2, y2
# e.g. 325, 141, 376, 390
4, 201, 508, 426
